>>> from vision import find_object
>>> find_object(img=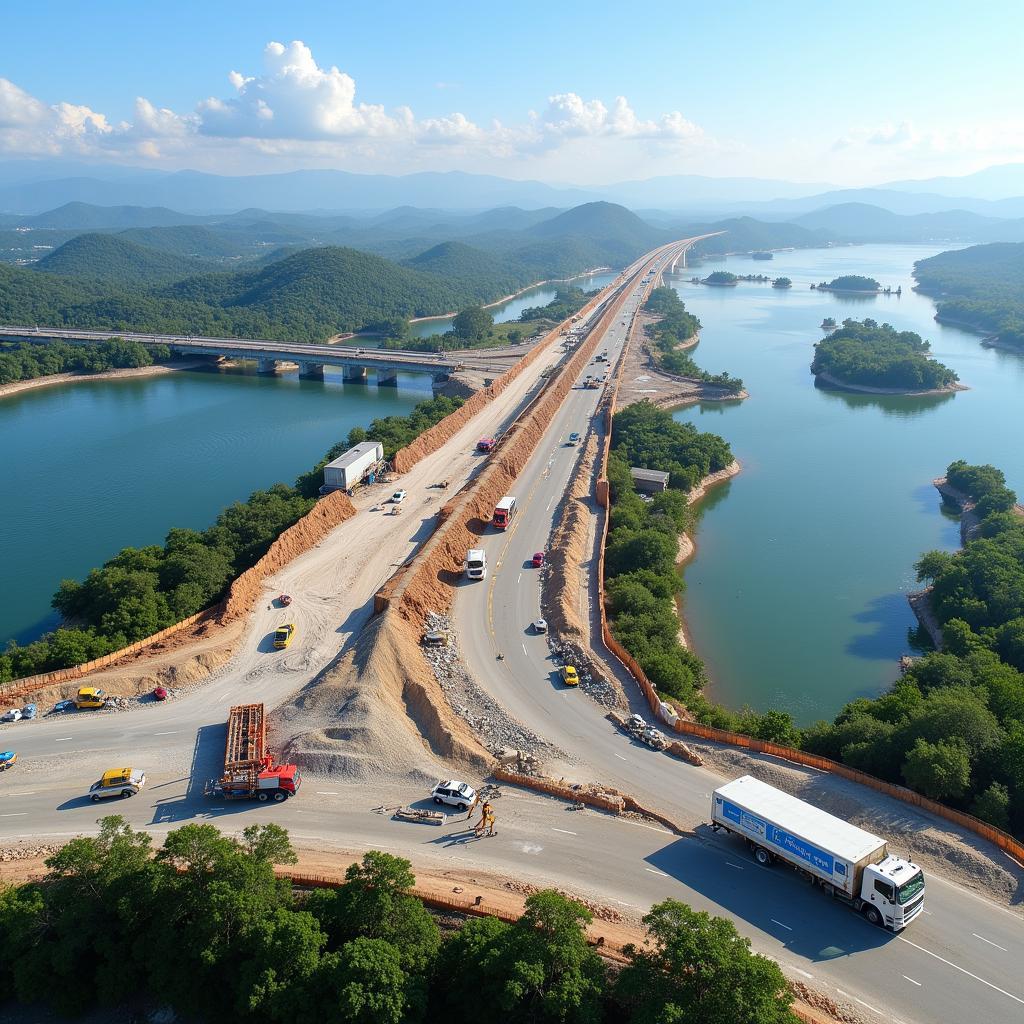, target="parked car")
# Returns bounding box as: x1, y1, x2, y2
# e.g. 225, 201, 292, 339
561, 666, 580, 687
273, 623, 296, 649
52, 699, 75, 713
0, 751, 17, 771
431, 780, 477, 812
391, 490, 407, 504
532, 618, 548, 633
21, 703, 37, 720
1, 709, 22, 723
532, 551, 545, 567
152, 687, 168, 701
421, 630, 453, 647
